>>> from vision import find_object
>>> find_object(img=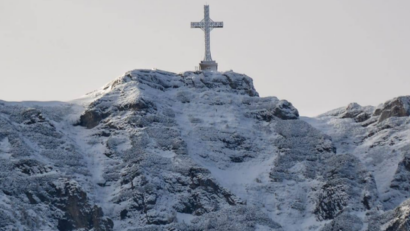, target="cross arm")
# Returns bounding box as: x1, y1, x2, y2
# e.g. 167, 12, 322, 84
191, 22, 205, 28
209, 21, 223, 28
